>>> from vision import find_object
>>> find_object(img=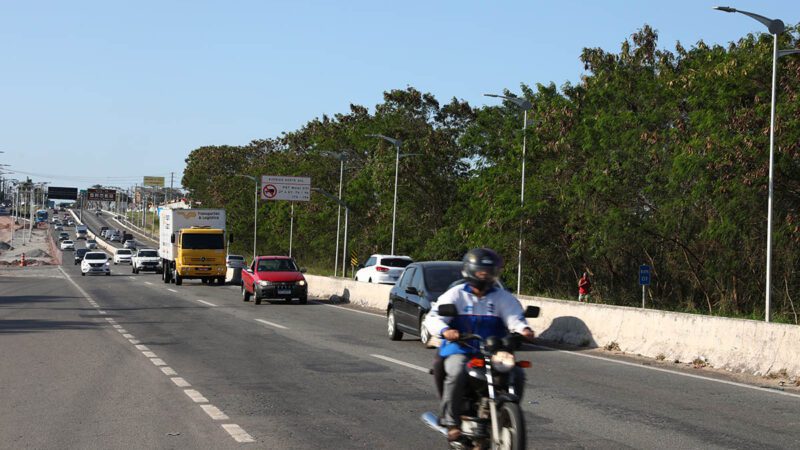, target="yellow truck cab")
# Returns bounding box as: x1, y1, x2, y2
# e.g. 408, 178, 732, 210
159, 209, 229, 286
